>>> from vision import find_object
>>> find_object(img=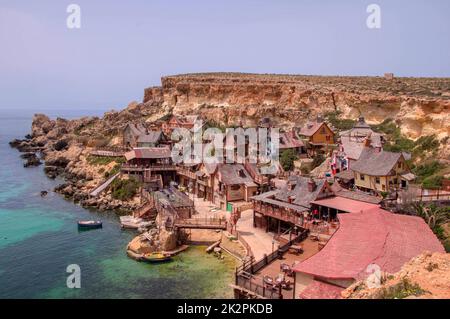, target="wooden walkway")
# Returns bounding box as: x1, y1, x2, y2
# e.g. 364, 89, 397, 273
89, 173, 120, 197
174, 217, 227, 230
89, 150, 124, 157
